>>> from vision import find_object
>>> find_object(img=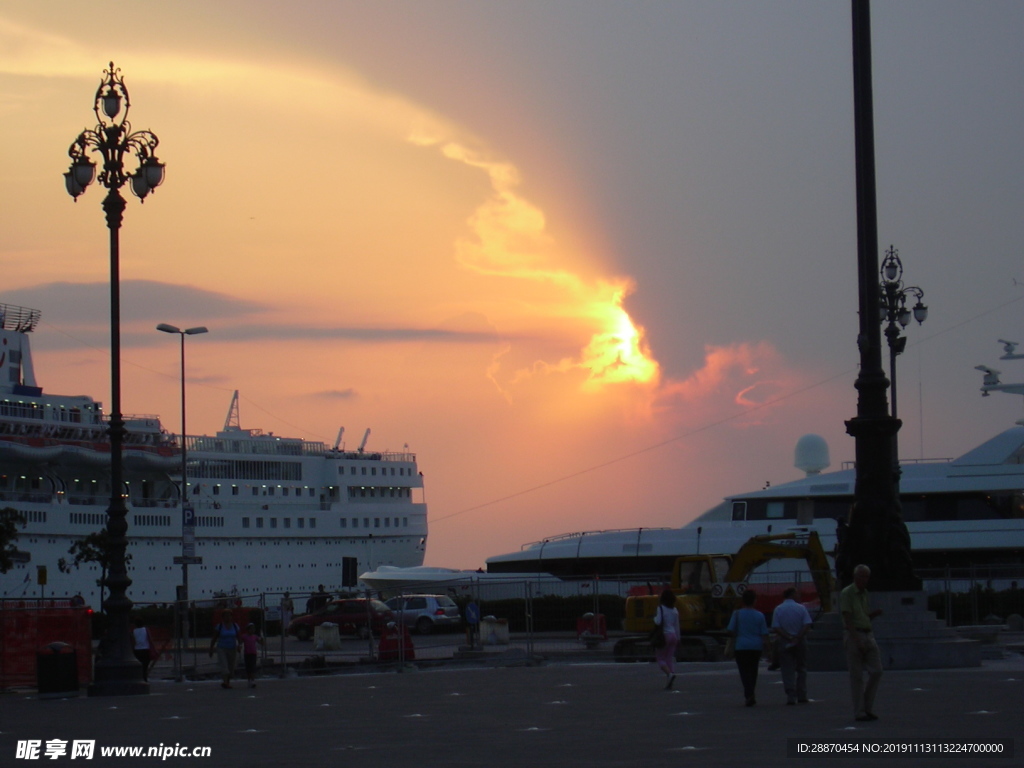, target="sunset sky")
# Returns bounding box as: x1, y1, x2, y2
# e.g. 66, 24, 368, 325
2, 1, 1023, 569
